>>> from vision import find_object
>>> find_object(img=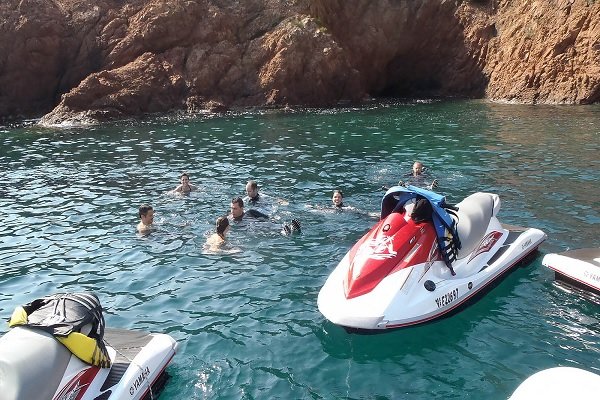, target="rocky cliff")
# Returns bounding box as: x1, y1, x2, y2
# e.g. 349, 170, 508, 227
0, 0, 598, 124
